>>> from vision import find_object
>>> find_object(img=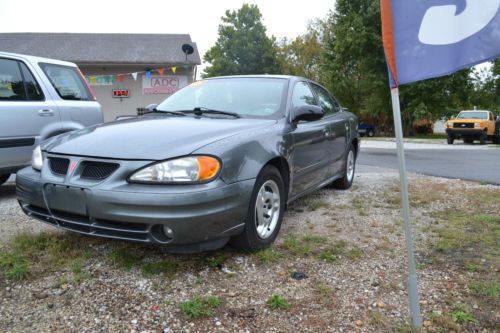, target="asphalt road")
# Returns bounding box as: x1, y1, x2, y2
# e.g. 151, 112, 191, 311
358, 144, 500, 185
